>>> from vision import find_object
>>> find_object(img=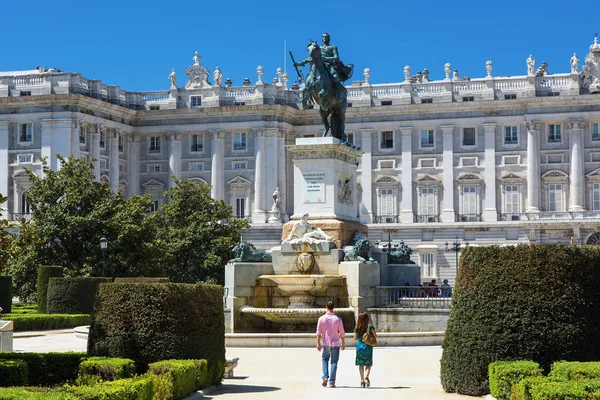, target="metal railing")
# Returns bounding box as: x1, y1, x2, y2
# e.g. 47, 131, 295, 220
374, 215, 398, 223
376, 286, 452, 309
457, 213, 481, 222
499, 212, 600, 221
416, 214, 439, 223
